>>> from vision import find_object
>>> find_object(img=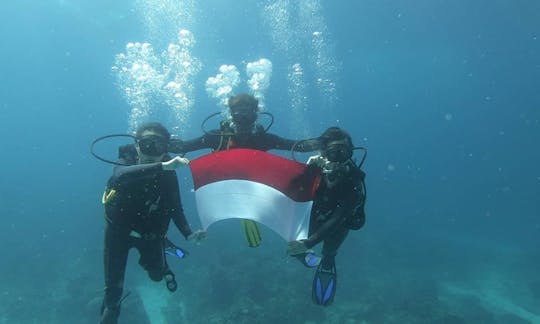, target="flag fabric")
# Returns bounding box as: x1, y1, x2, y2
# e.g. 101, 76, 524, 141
189, 149, 320, 241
